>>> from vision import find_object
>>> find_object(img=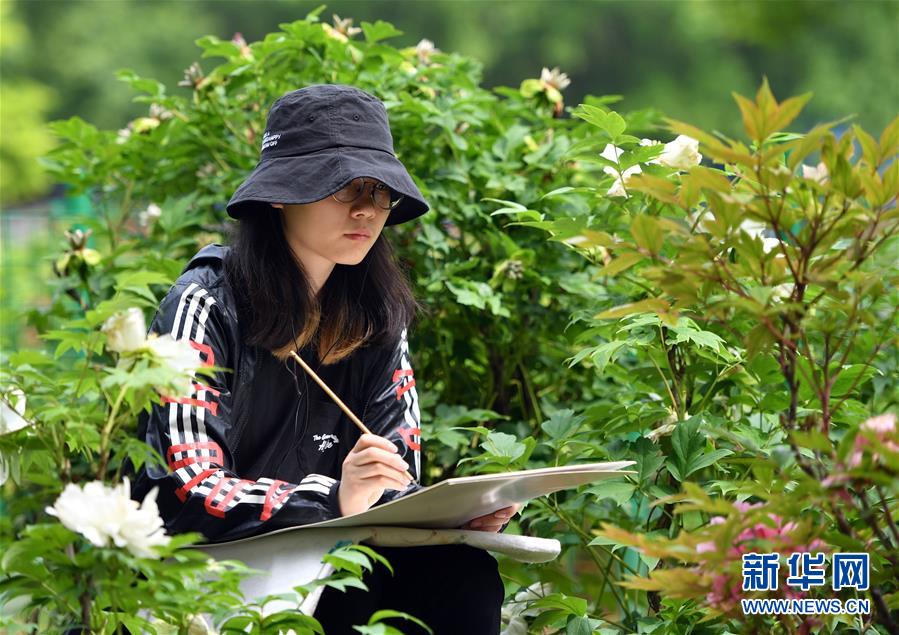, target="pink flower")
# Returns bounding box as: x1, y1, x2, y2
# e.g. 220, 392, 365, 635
706, 574, 742, 612
849, 413, 898, 468
733, 501, 763, 513
864, 413, 896, 433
